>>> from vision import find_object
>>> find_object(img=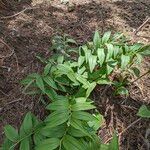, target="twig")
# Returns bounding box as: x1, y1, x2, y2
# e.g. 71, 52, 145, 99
134, 17, 150, 35
0, 7, 34, 20
0, 38, 14, 59
131, 70, 150, 84
0, 38, 19, 71
119, 118, 141, 136
0, 98, 22, 113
